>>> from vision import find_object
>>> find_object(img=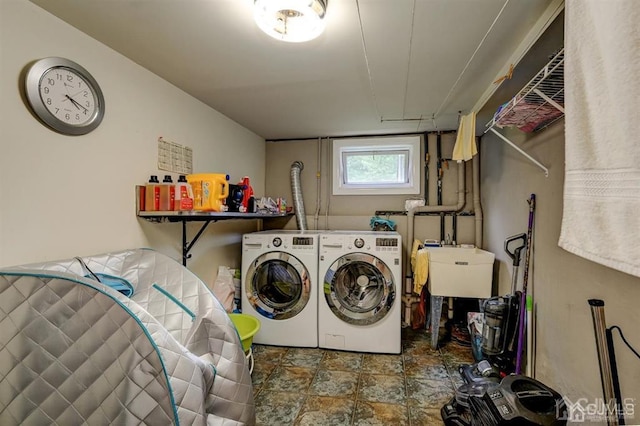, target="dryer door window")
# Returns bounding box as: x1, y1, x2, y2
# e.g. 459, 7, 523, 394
324, 253, 395, 325
246, 252, 311, 320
